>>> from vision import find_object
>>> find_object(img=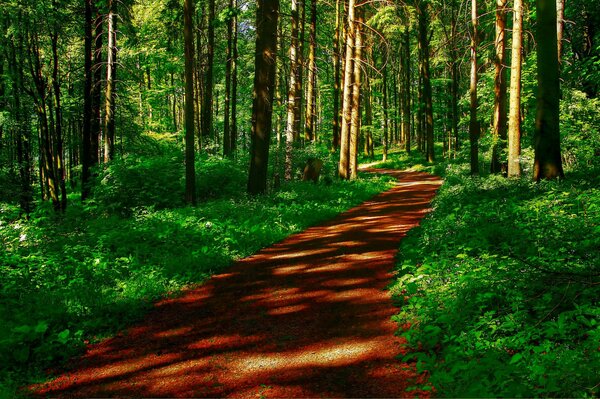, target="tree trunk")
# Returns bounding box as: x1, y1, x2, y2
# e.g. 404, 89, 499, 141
533, 0, 564, 180
348, 7, 363, 180
382, 64, 389, 162
469, 0, 479, 175
104, 0, 117, 163
491, 0, 508, 174
338, 0, 355, 179
248, 0, 279, 194
223, 0, 234, 157
332, 0, 341, 151
92, 7, 102, 164
304, 0, 317, 142
418, 1, 434, 162
284, 0, 300, 180
556, 0, 564, 60
184, 0, 197, 204
82, 0, 94, 200
403, 26, 411, 154
50, 14, 67, 212
202, 0, 215, 143
231, 4, 238, 155
507, 0, 523, 178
